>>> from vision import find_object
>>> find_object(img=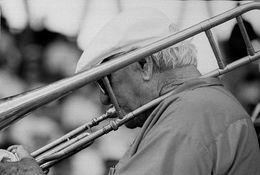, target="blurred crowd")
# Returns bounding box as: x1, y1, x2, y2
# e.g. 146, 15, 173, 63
221, 18, 260, 116
0, 15, 259, 175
